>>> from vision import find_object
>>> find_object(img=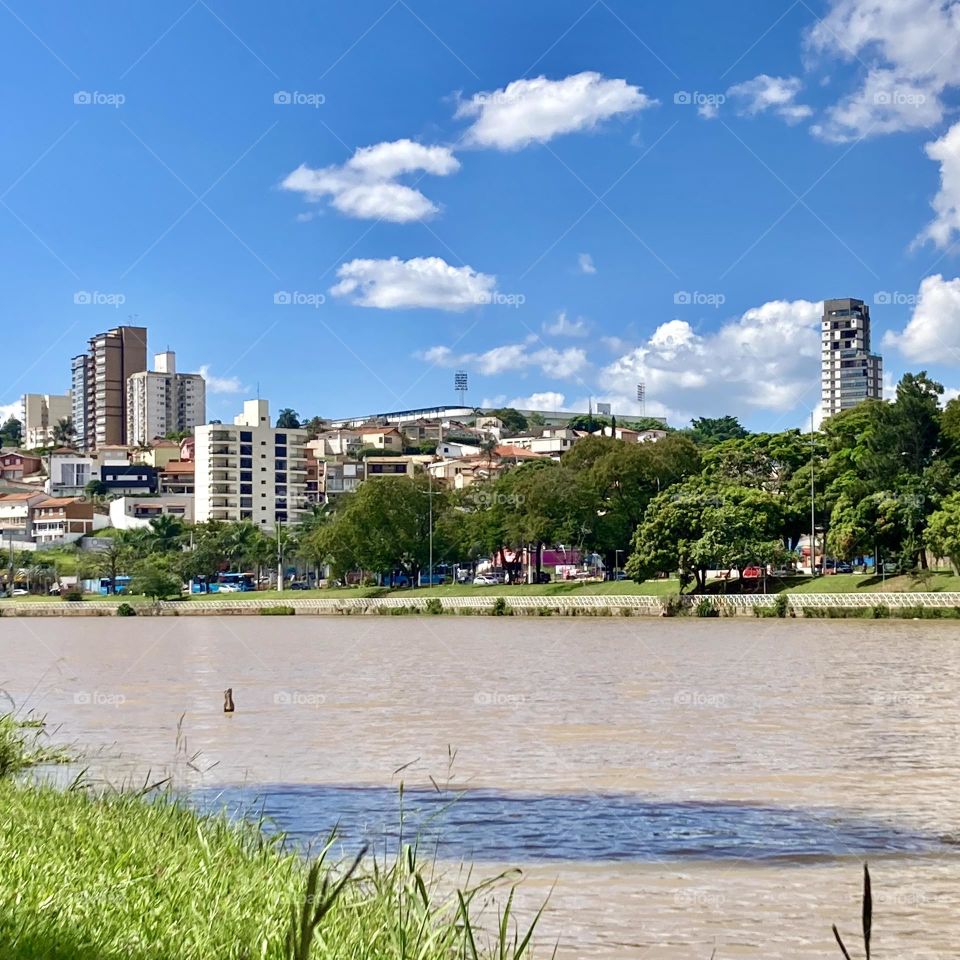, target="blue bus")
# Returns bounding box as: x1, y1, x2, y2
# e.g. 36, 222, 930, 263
191, 572, 255, 594
98, 576, 132, 596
